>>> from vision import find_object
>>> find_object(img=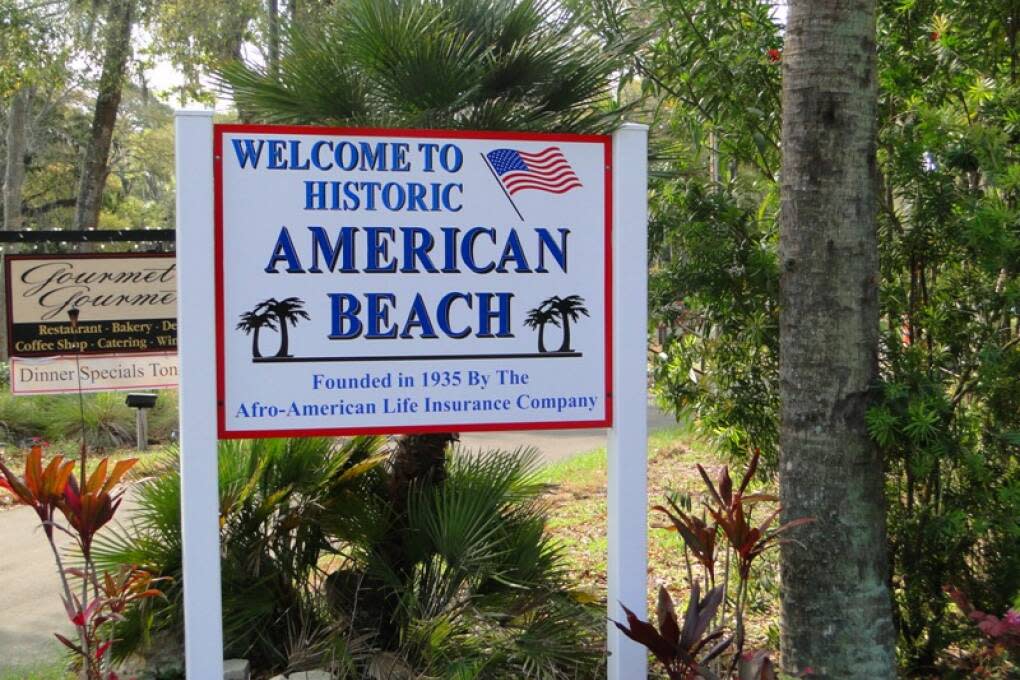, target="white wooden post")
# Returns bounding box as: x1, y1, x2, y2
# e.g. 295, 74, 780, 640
608, 122, 649, 680
174, 110, 224, 679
